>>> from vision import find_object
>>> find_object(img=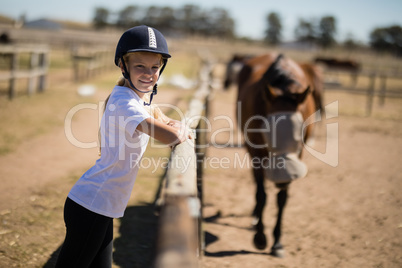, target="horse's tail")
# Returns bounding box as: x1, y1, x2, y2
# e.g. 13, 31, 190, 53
300, 63, 325, 117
